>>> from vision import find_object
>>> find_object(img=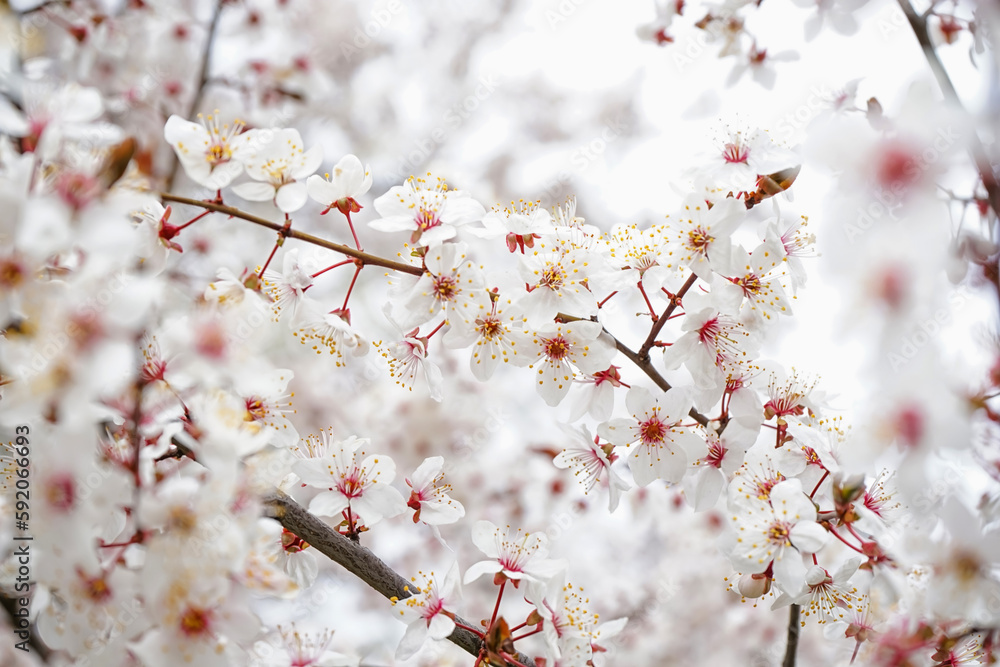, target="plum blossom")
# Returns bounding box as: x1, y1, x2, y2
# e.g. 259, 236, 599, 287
232, 128, 323, 213
390, 241, 486, 329
371, 174, 485, 246
164, 113, 257, 190
667, 196, 745, 281
464, 520, 566, 586
515, 320, 617, 407
405, 456, 465, 525
390, 565, 461, 659
598, 386, 704, 486
444, 290, 528, 381
250, 625, 358, 667
468, 200, 554, 252
553, 423, 629, 512
261, 248, 315, 323
292, 434, 406, 528
306, 154, 373, 215
728, 478, 830, 587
